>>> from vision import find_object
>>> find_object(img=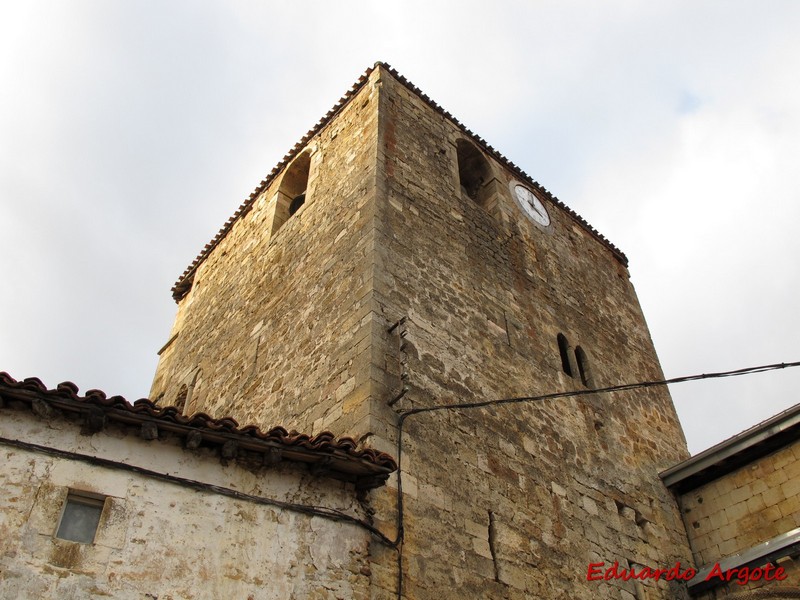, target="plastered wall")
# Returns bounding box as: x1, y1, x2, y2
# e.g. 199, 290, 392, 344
0, 409, 371, 600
